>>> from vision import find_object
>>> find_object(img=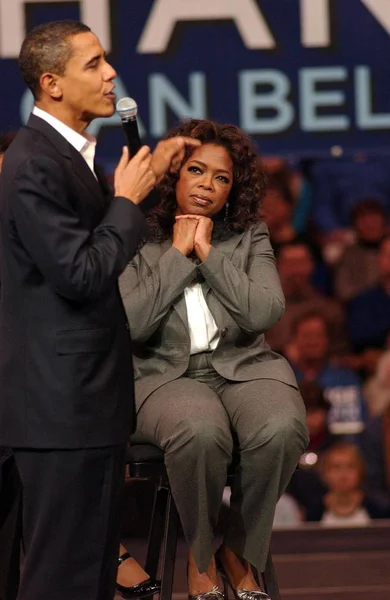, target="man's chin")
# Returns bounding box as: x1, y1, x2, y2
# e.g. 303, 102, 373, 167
90, 102, 116, 120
